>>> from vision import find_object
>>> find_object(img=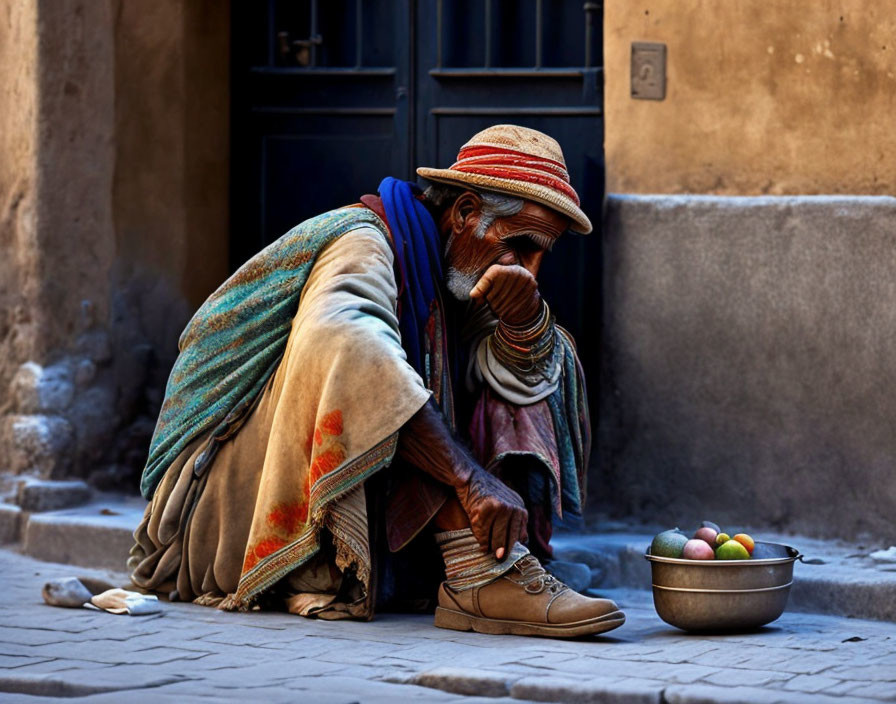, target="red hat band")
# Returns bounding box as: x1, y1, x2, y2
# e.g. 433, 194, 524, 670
449, 145, 580, 206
